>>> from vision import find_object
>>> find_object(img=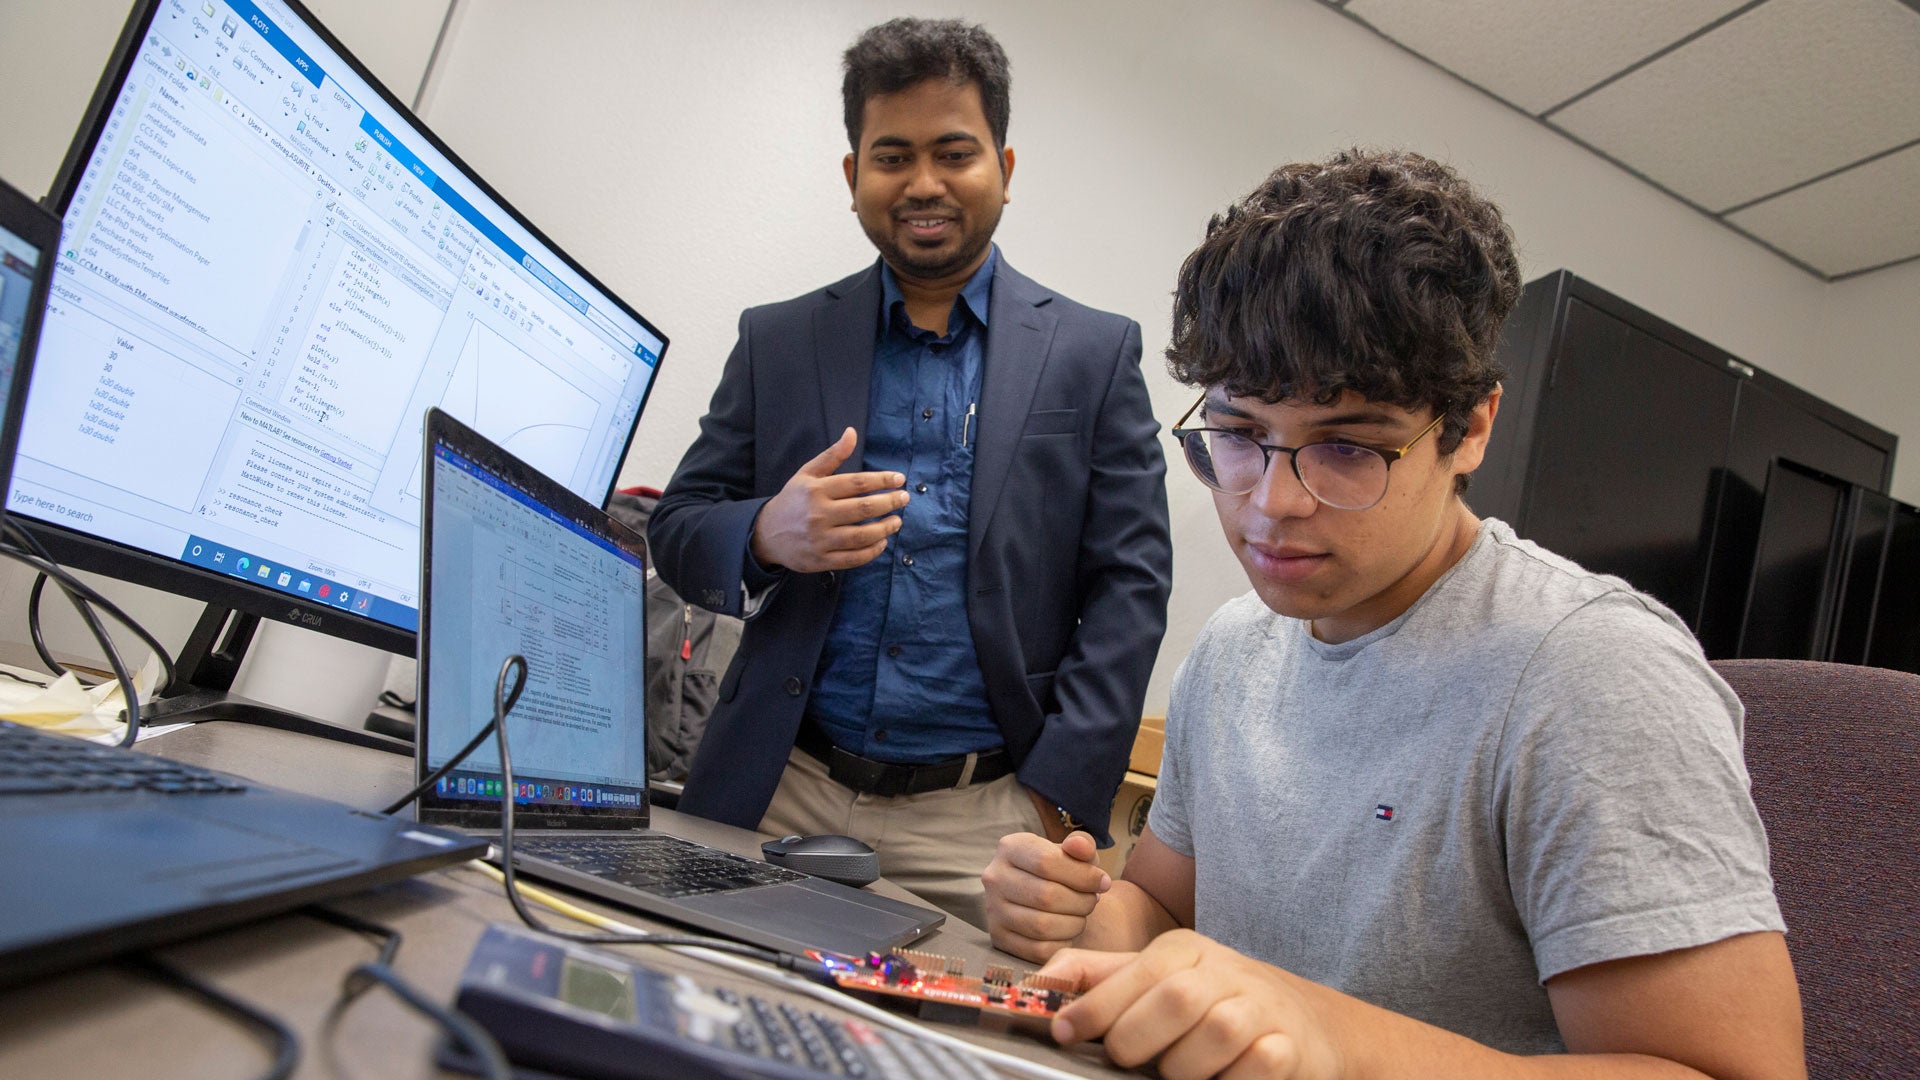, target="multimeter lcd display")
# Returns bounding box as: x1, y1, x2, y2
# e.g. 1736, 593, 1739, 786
560, 955, 637, 1022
